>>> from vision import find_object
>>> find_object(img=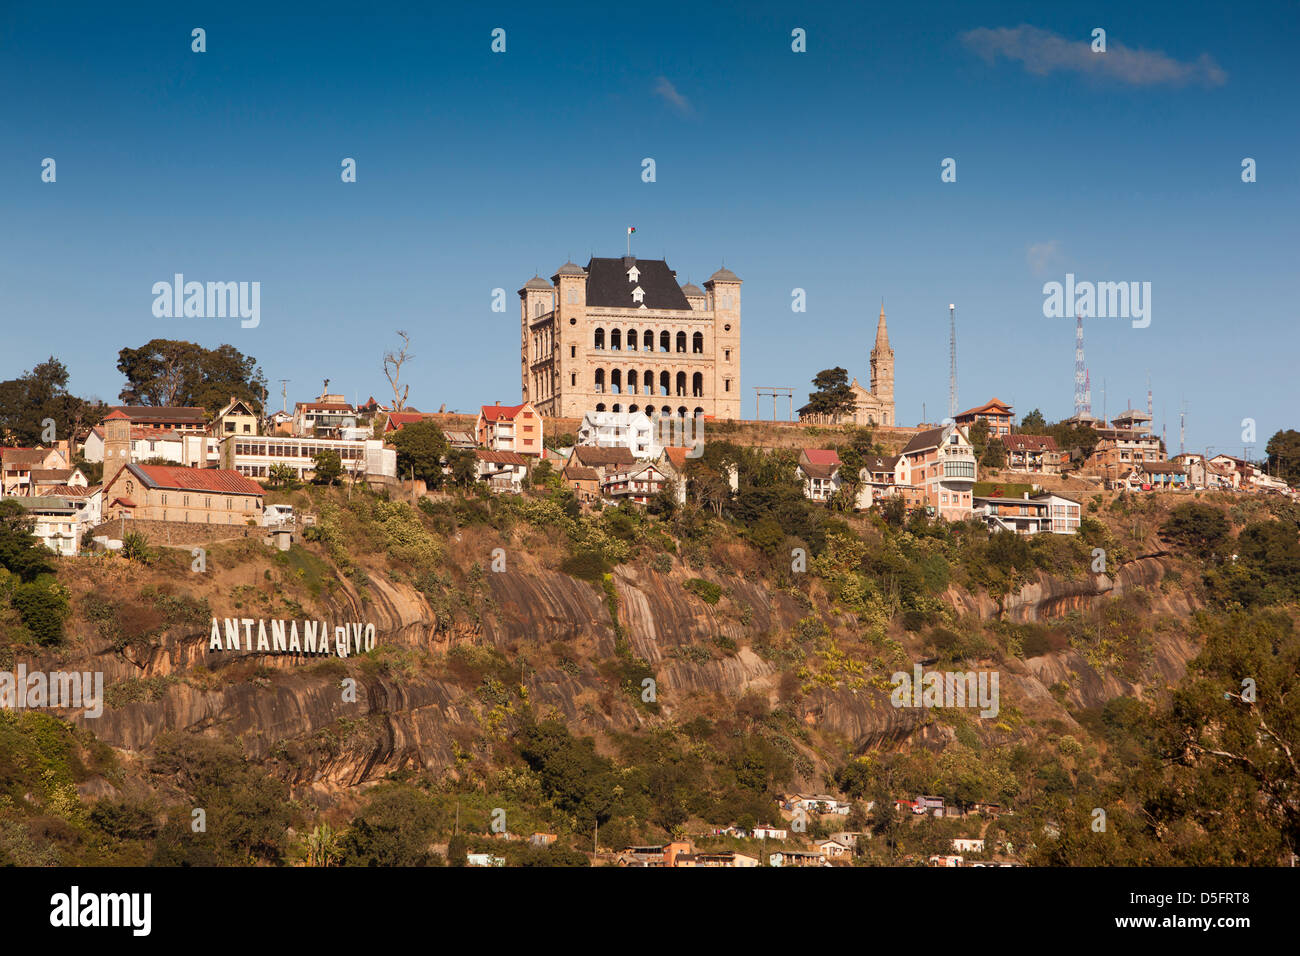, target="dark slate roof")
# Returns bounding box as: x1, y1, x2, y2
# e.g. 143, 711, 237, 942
523, 276, 552, 291
680, 282, 703, 296
706, 266, 740, 283
584, 257, 691, 311
901, 427, 946, 455
555, 261, 586, 276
